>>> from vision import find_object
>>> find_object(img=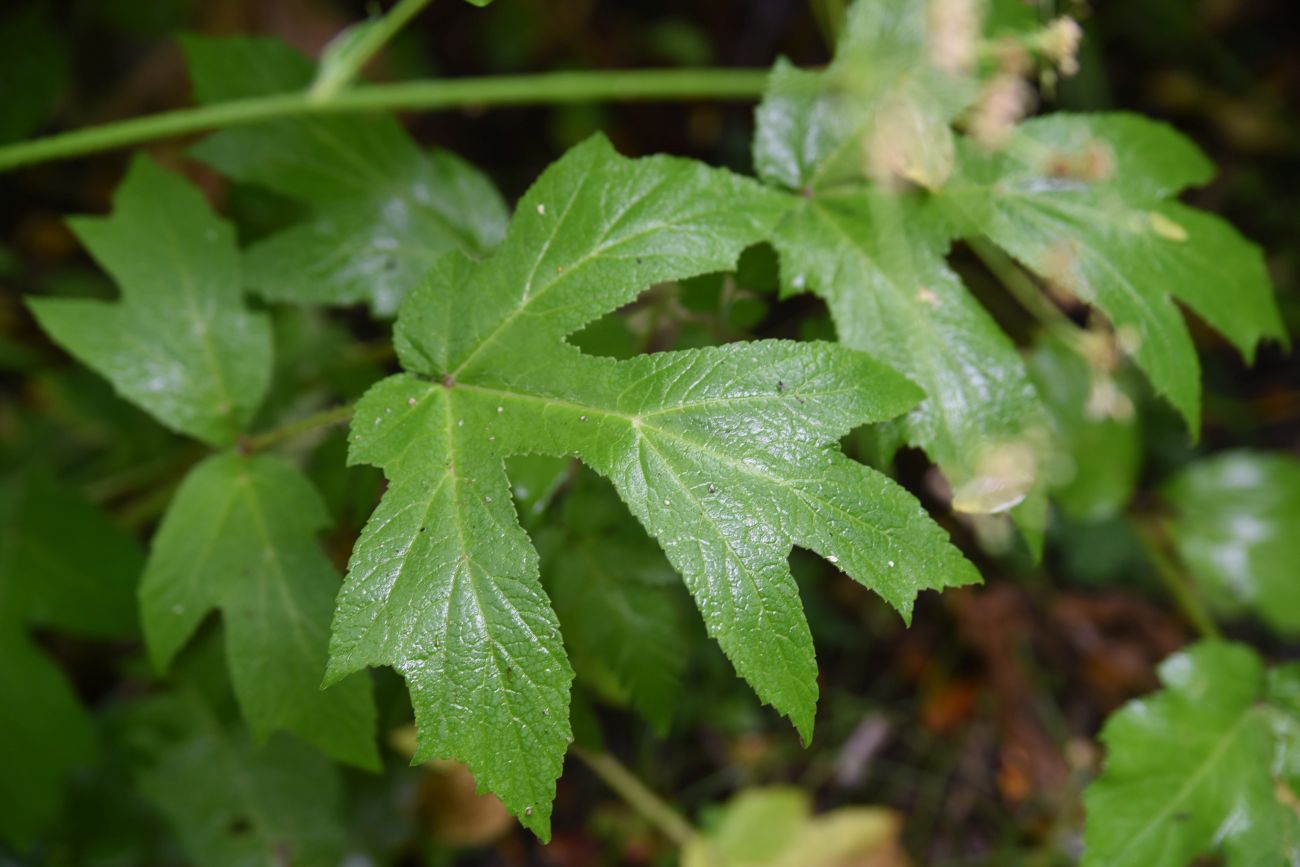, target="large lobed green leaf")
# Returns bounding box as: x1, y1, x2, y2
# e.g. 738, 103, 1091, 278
754, 0, 1049, 528
184, 35, 508, 316
1083, 641, 1300, 867
1164, 451, 1300, 637
936, 113, 1287, 428
140, 453, 377, 768
329, 134, 979, 836
27, 157, 272, 447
